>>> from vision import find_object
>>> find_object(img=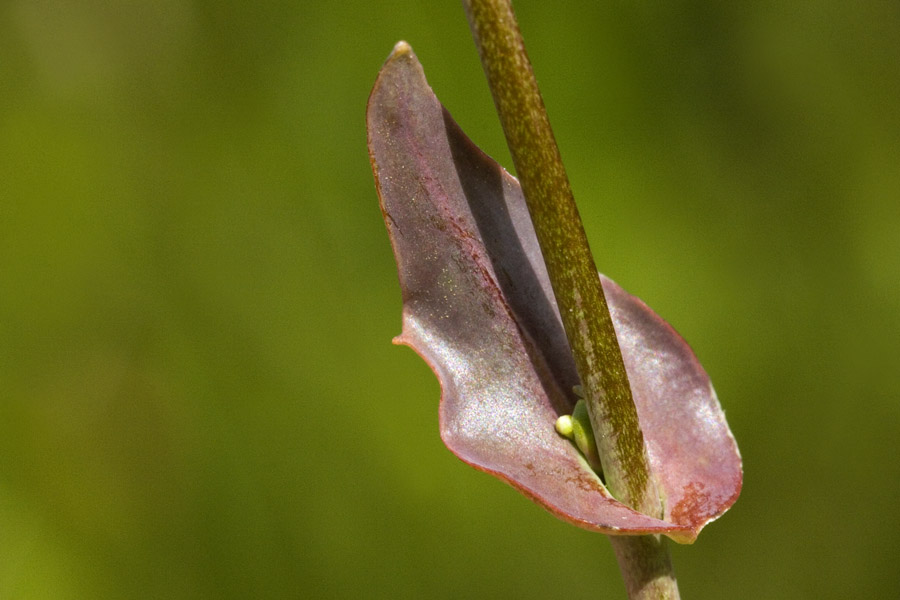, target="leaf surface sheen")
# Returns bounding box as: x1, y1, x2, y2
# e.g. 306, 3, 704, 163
367, 42, 741, 543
